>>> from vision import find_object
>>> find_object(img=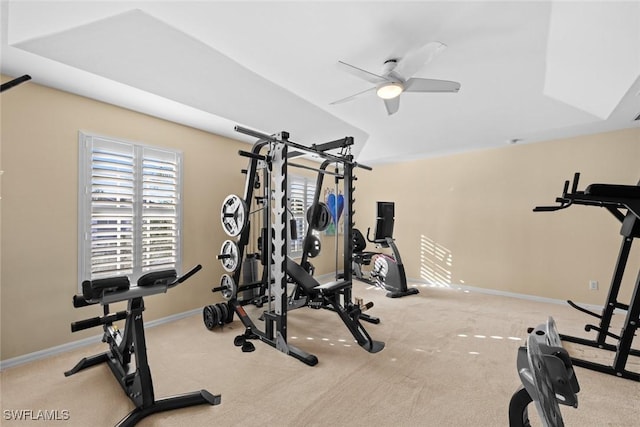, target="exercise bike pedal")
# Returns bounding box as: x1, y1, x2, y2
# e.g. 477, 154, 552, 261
234, 335, 245, 347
